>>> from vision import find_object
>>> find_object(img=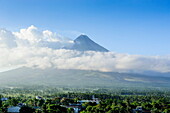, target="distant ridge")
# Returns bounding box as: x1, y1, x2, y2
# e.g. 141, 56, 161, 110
70, 35, 109, 52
